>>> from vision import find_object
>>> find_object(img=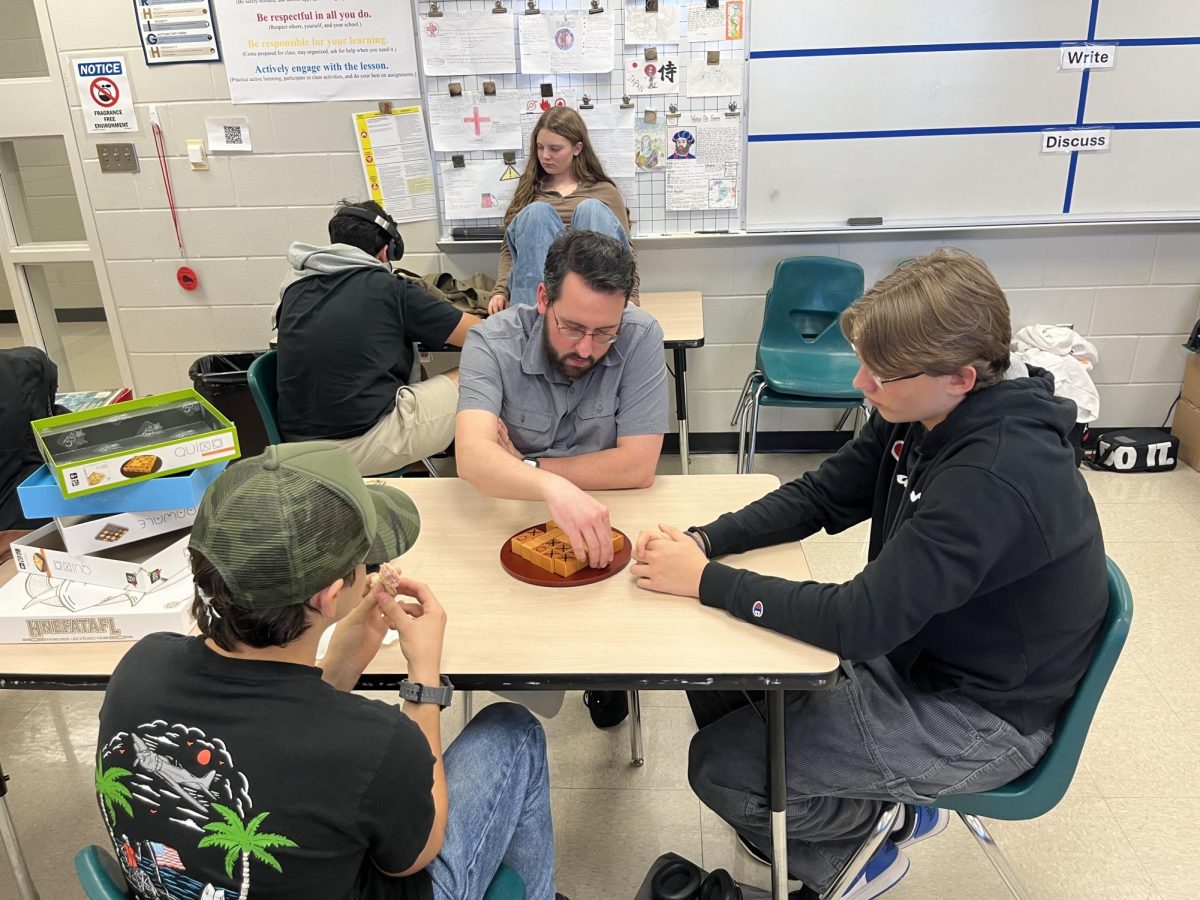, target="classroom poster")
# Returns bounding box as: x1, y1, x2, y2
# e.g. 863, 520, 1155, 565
354, 108, 437, 223
665, 114, 739, 210
214, 0, 420, 103
418, 11, 518, 76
